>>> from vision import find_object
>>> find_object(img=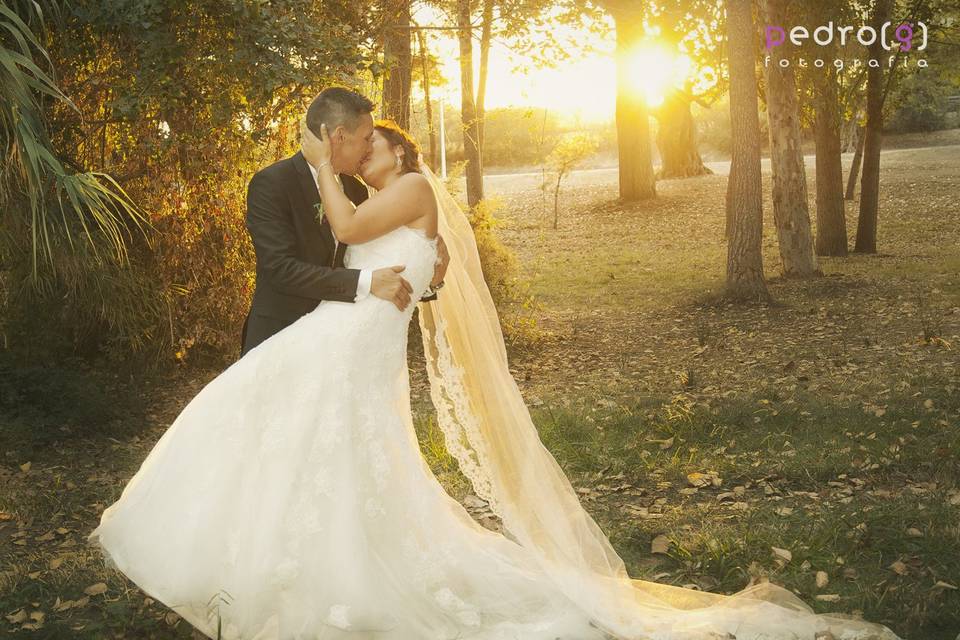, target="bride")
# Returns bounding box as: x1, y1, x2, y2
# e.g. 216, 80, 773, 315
87, 115, 902, 640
